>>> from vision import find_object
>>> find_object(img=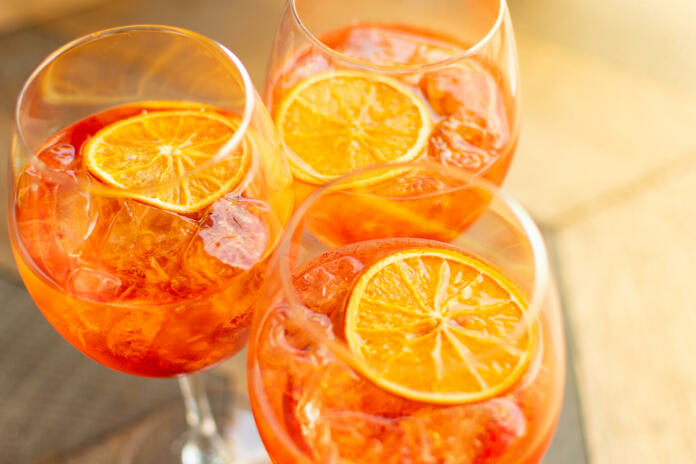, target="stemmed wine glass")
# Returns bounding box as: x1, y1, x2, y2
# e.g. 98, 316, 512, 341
8, 25, 292, 463
248, 162, 565, 463
264, 0, 520, 212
